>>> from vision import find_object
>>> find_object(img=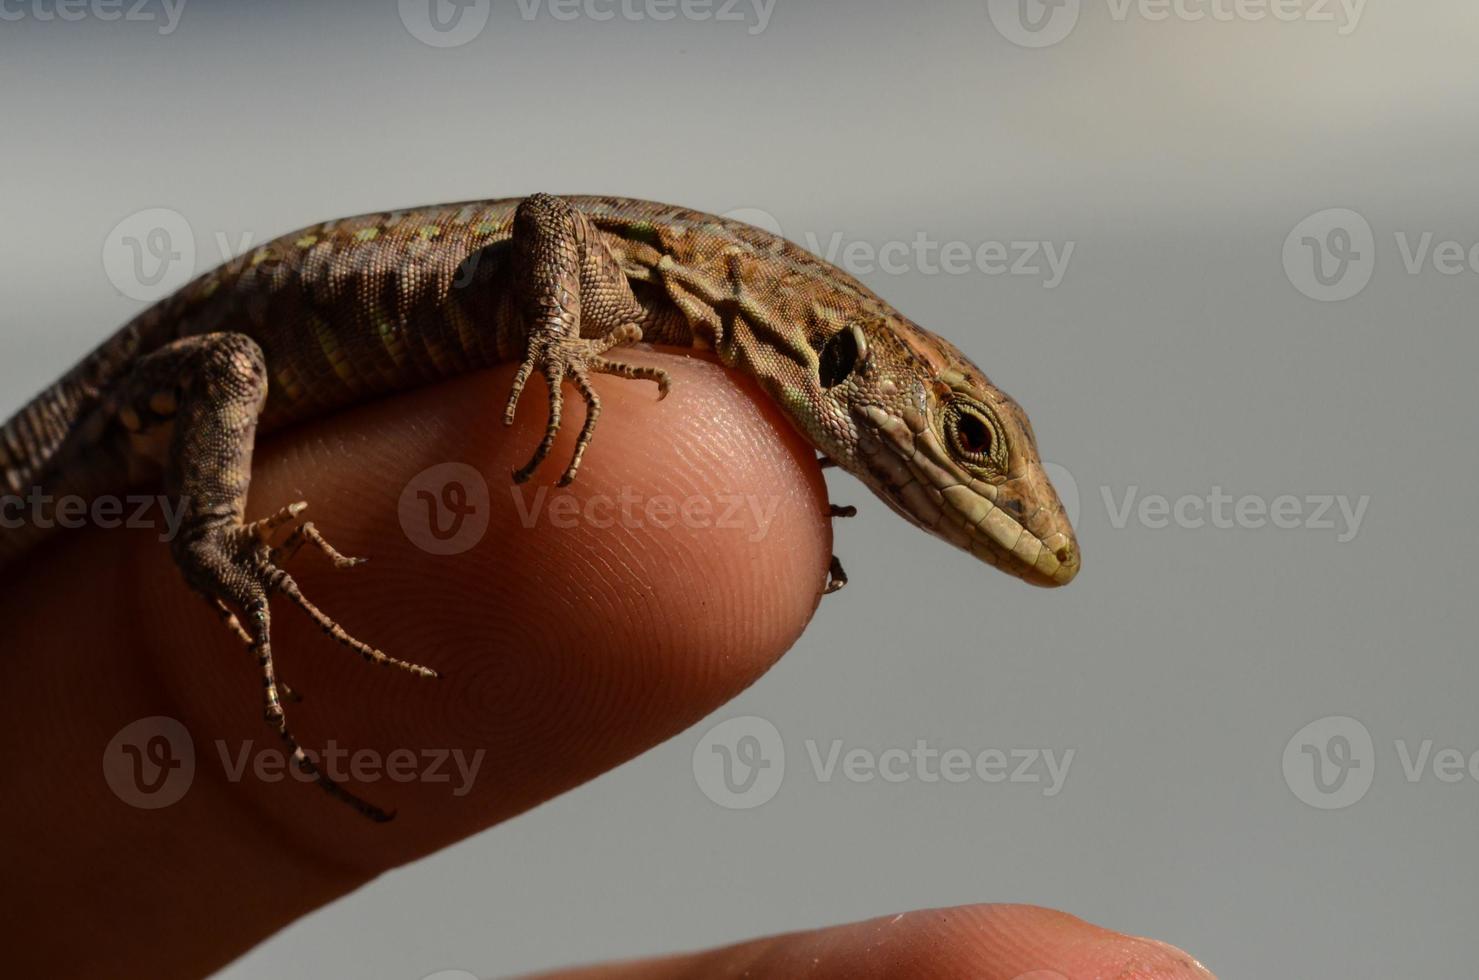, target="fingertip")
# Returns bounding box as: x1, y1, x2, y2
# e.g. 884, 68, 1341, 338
236, 349, 832, 845
5, 348, 834, 925
536, 904, 1215, 980
910, 904, 1216, 980
798, 904, 1216, 980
